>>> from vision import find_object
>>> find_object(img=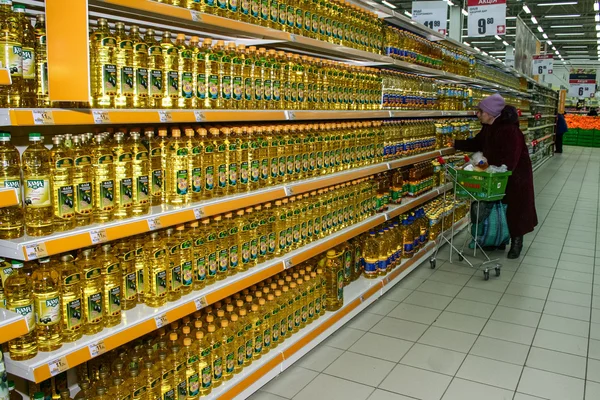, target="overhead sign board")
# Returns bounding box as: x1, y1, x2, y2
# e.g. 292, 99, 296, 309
467, 0, 506, 37
412, 1, 448, 35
